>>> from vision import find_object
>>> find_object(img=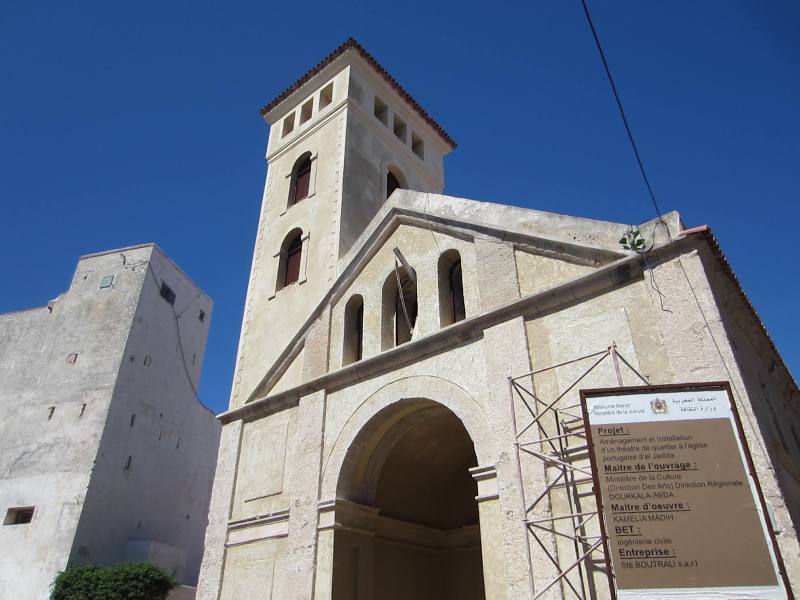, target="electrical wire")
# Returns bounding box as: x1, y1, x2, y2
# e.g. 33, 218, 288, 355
580, 0, 668, 233
393, 258, 415, 336
677, 256, 772, 467
122, 253, 203, 403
